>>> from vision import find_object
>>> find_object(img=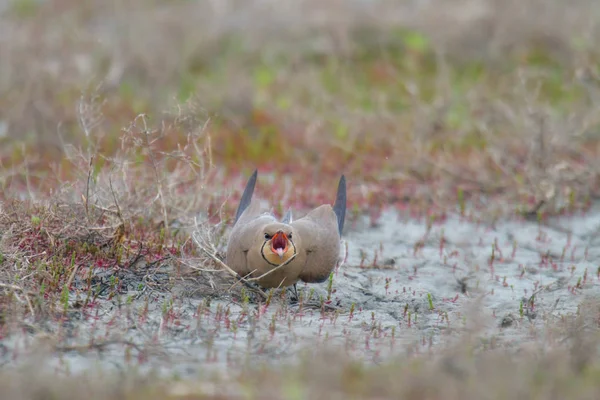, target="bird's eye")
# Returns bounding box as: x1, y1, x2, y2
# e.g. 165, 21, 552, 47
288, 233, 293, 239
264, 233, 271, 239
